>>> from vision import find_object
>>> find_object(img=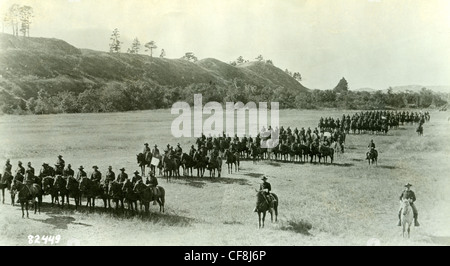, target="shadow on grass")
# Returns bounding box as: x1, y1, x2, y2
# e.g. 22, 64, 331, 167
244, 172, 264, 178
279, 218, 313, 236
377, 165, 398, 169
31, 215, 91, 230
351, 158, 364, 162
329, 163, 354, 167
133, 211, 195, 227
175, 176, 250, 186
